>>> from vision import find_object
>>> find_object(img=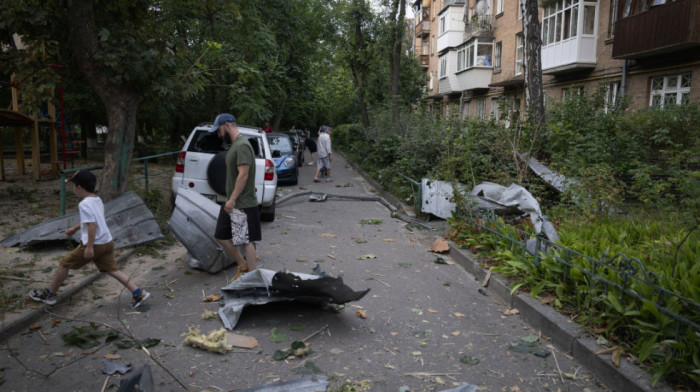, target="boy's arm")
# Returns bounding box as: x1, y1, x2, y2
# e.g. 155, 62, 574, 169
65, 222, 81, 236
83, 222, 97, 260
